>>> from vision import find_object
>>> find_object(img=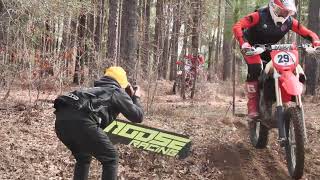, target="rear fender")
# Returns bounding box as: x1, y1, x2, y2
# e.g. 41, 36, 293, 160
176, 61, 183, 65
